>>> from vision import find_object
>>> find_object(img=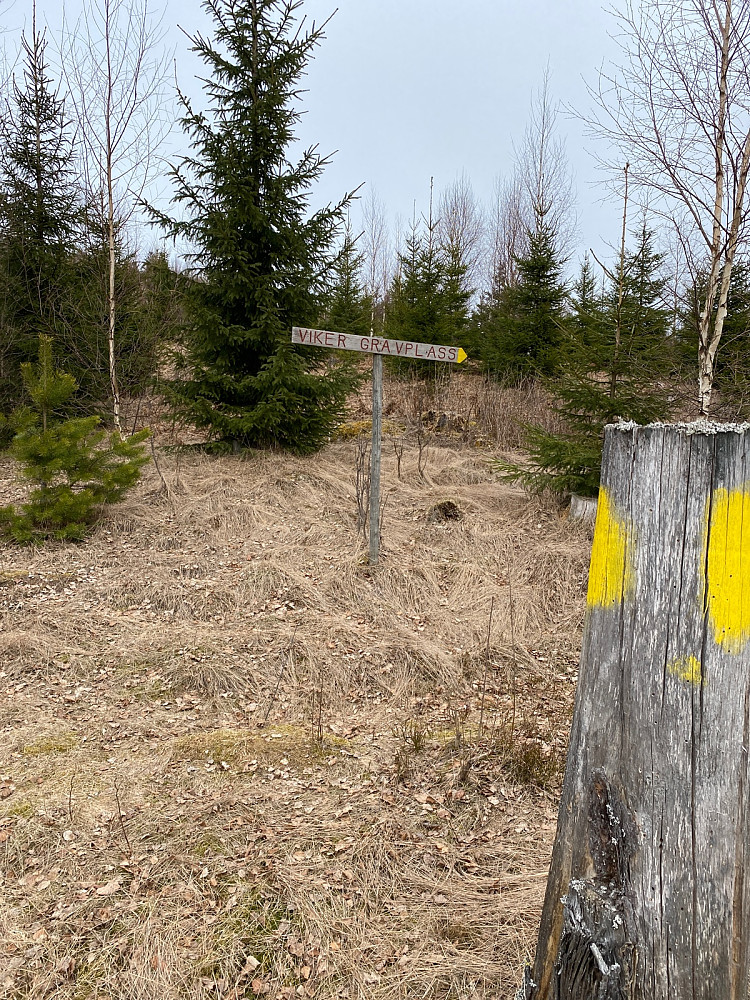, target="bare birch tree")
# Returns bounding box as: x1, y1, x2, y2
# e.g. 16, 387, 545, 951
437, 172, 486, 292
360, 187, 391, 332
589, 0, 750, 415
517, 66, 577, 256
60, 0, 172, 432
487, 172, 529, 294
486, 70, 575, 298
